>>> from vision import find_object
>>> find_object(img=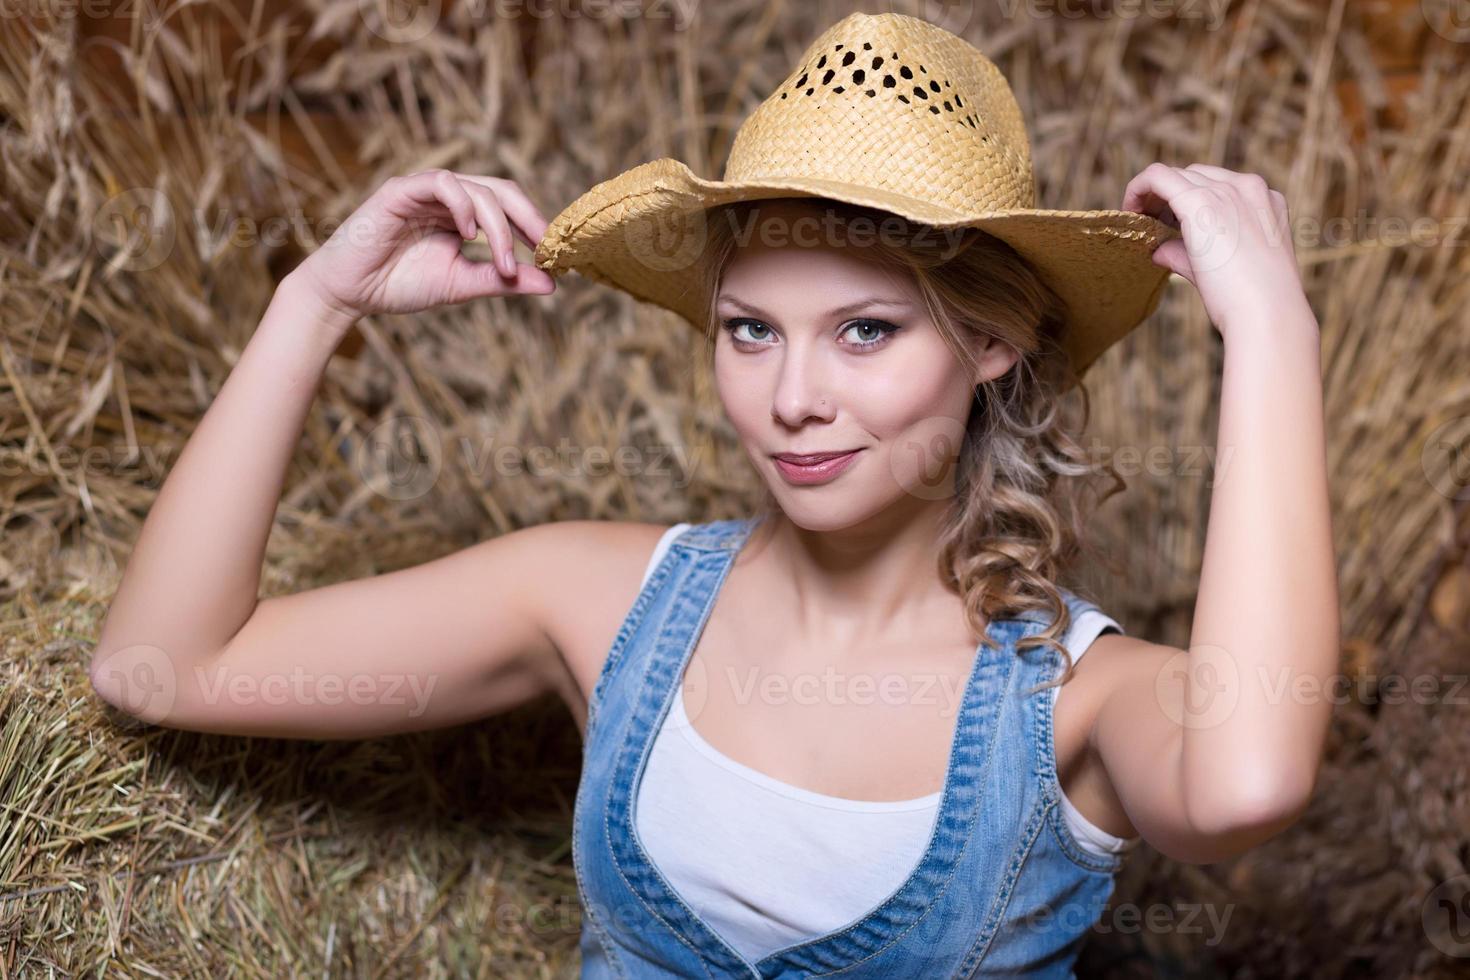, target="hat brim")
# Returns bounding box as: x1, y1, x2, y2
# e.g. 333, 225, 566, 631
533, 157, 1179, 379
